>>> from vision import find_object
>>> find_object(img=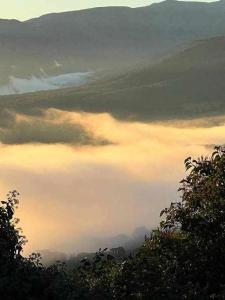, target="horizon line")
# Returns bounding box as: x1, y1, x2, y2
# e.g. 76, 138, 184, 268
0, 0, 219, 22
